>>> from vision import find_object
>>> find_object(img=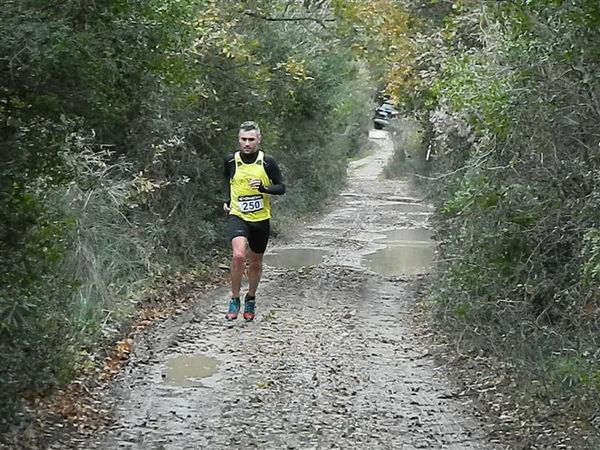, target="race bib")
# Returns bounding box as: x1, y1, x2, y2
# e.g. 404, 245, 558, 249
238, 194, 264, 213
